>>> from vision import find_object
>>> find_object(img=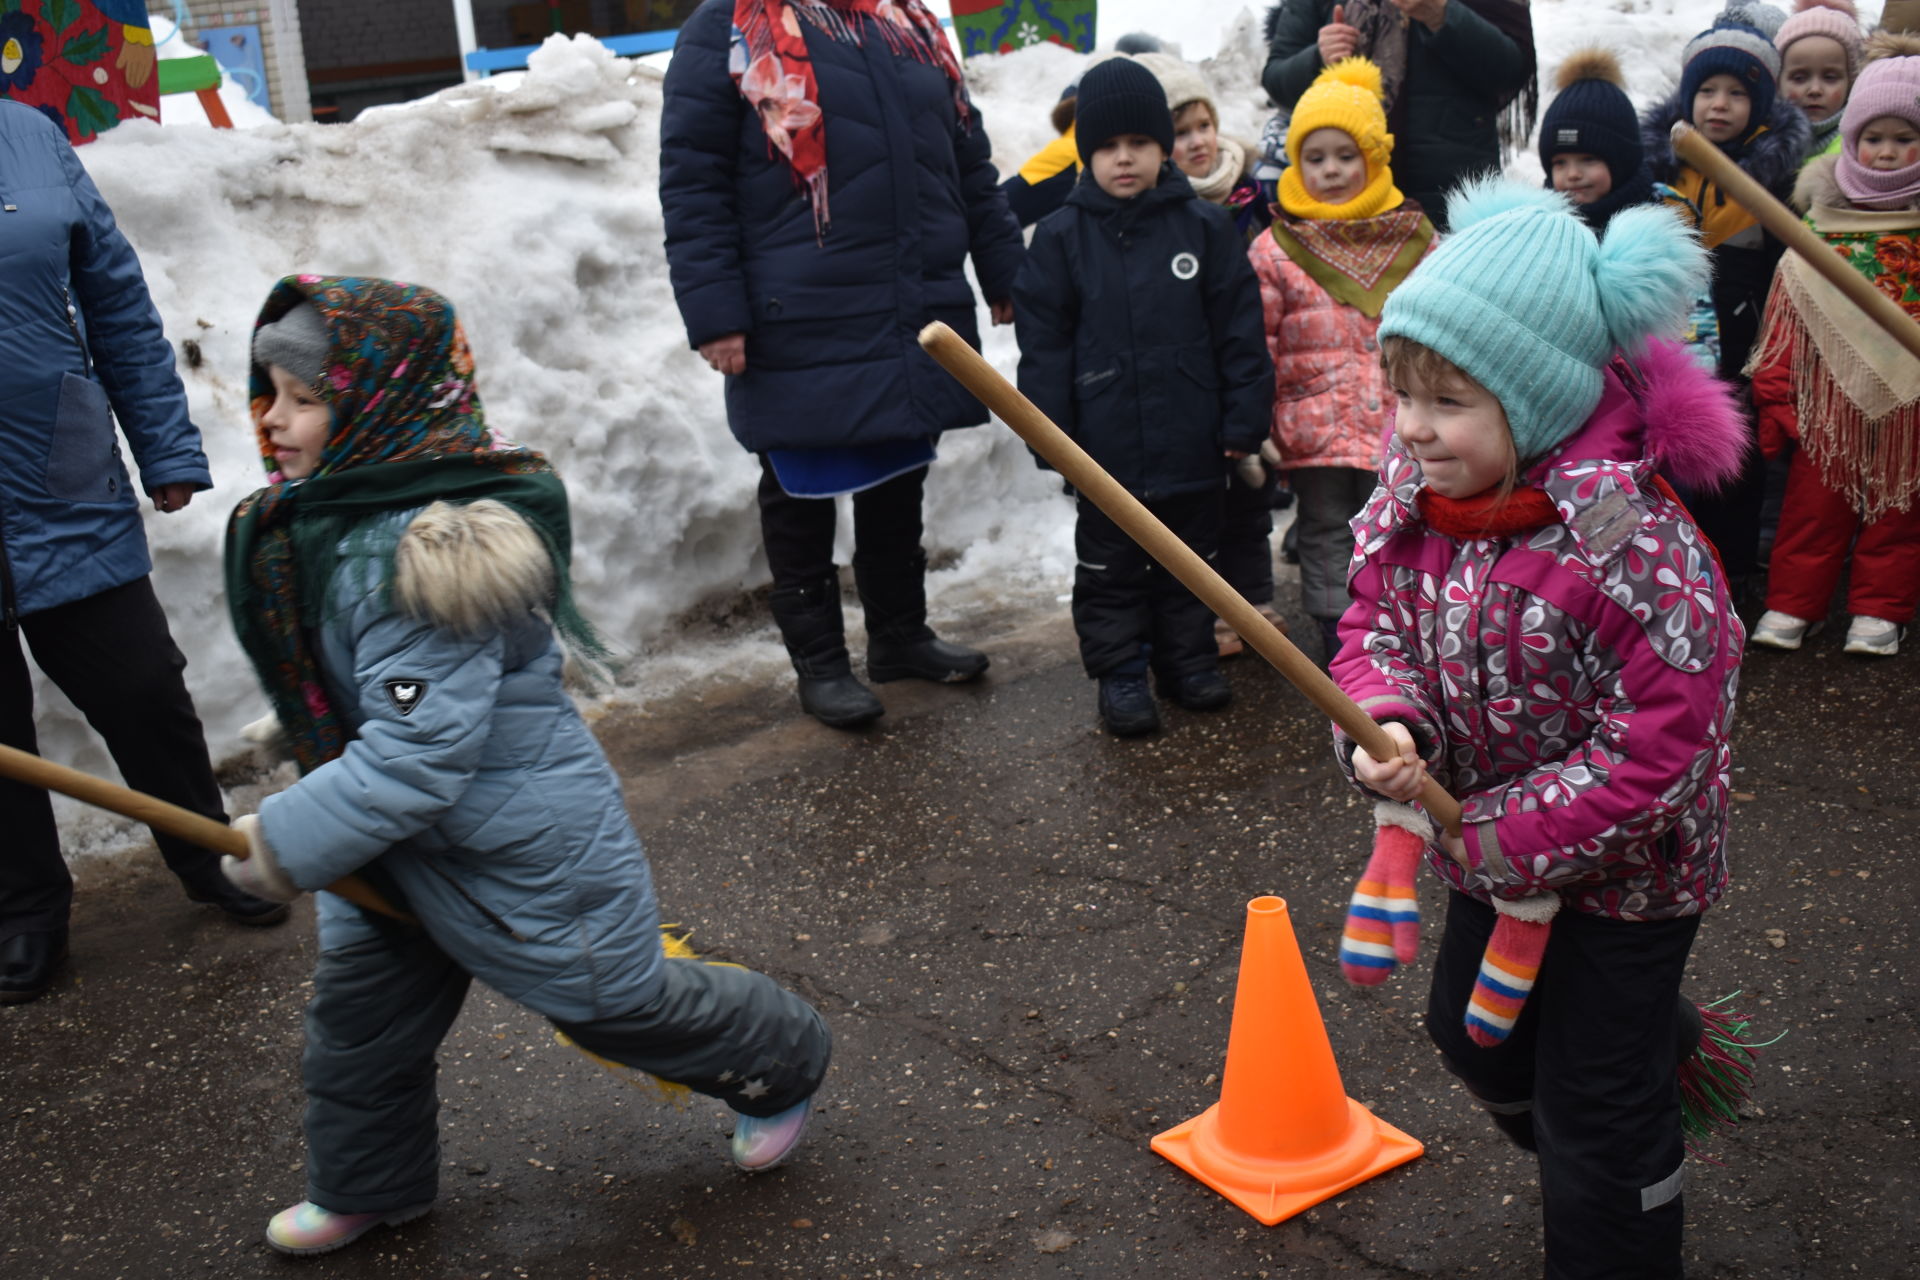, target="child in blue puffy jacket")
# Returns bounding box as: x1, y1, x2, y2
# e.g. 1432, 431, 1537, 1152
219, 275, 830, 1256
